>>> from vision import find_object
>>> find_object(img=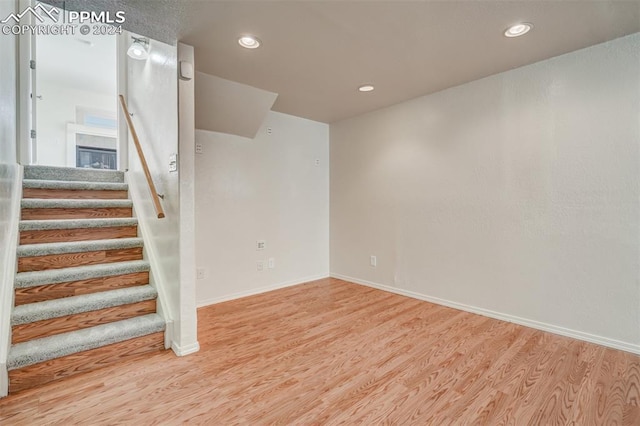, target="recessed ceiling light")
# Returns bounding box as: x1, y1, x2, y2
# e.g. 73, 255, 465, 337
504, 23, 533, 38
238, 35, 261, 49
358, 84, 375, 92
